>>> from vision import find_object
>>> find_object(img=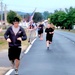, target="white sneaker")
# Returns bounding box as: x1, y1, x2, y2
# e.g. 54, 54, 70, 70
15, 69, 18, 75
